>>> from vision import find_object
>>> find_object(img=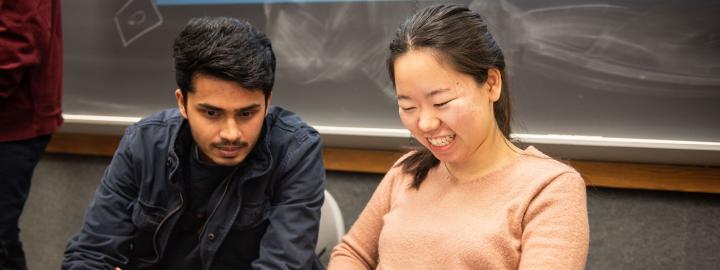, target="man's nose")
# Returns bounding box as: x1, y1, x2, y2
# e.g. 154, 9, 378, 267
219, 118, 241, 142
